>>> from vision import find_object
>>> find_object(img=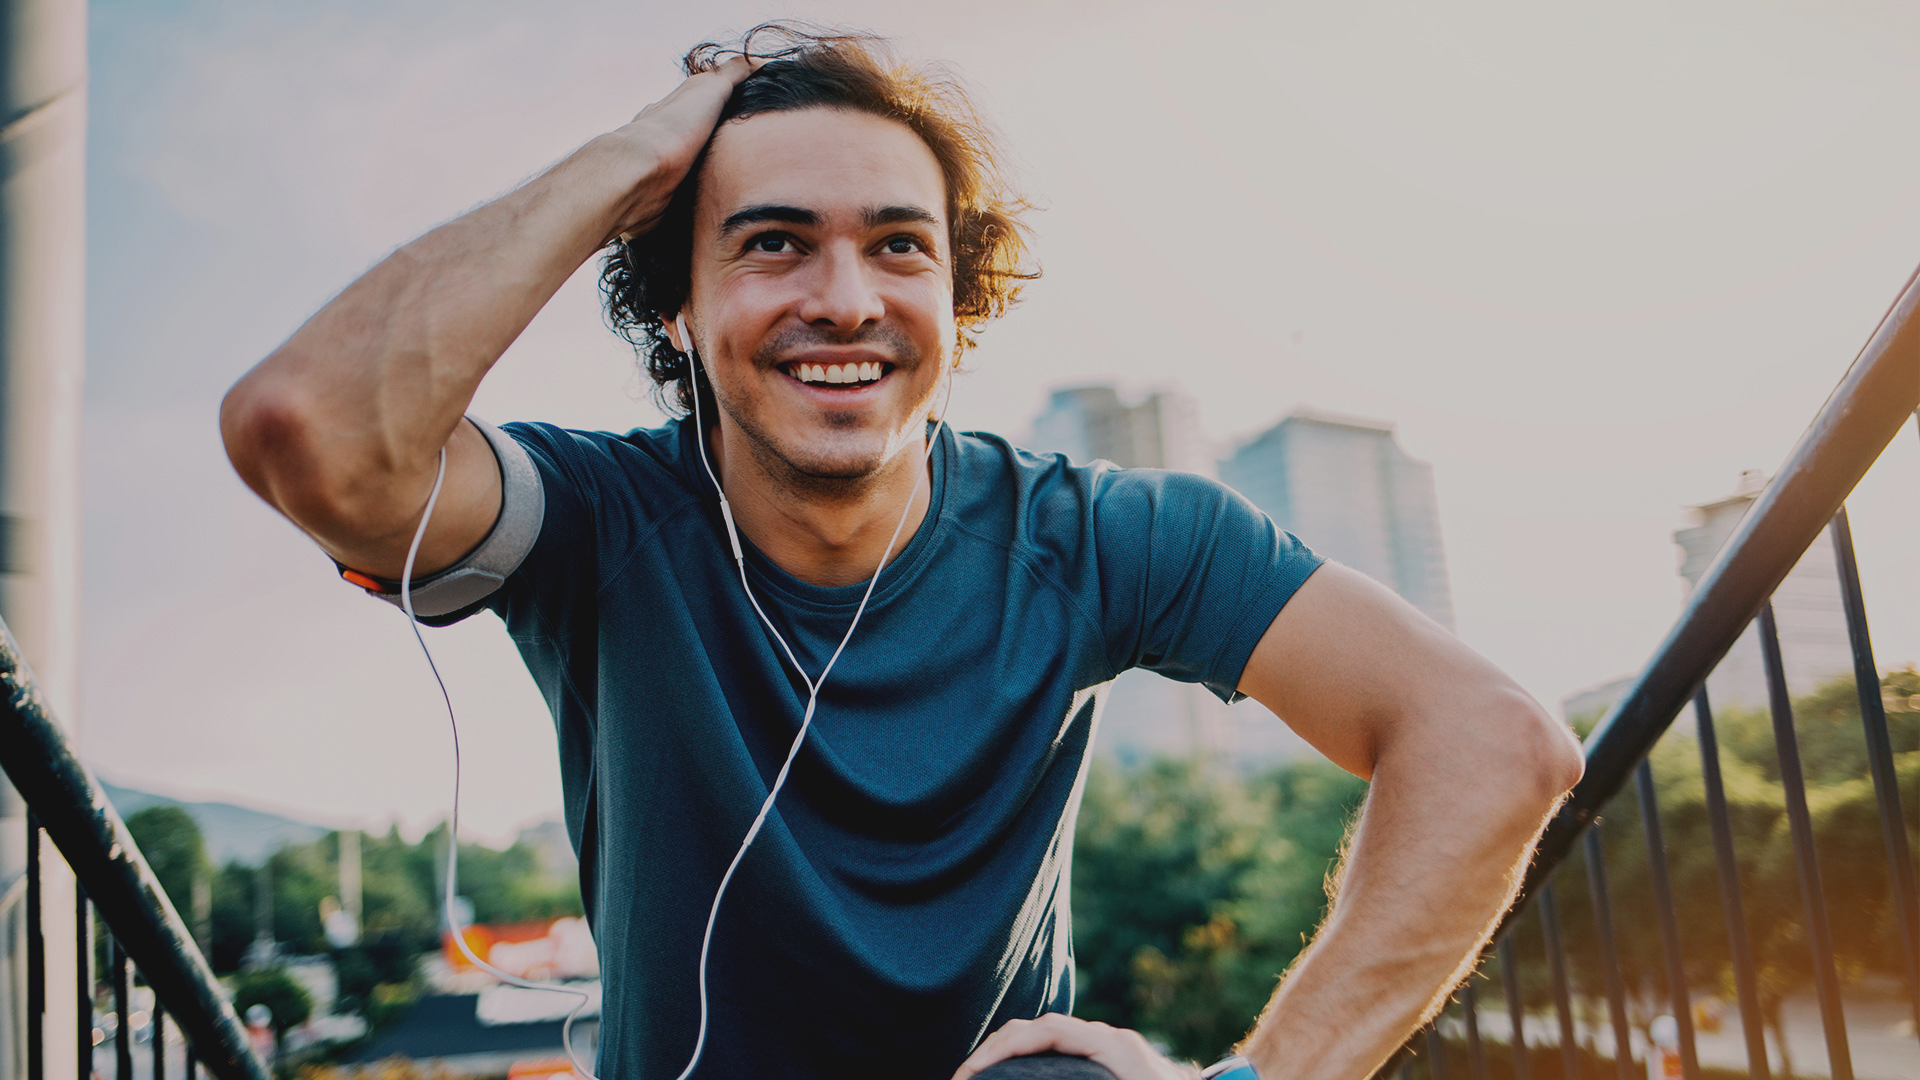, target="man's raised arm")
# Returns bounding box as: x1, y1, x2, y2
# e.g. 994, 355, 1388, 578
218, 58, 757, 579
